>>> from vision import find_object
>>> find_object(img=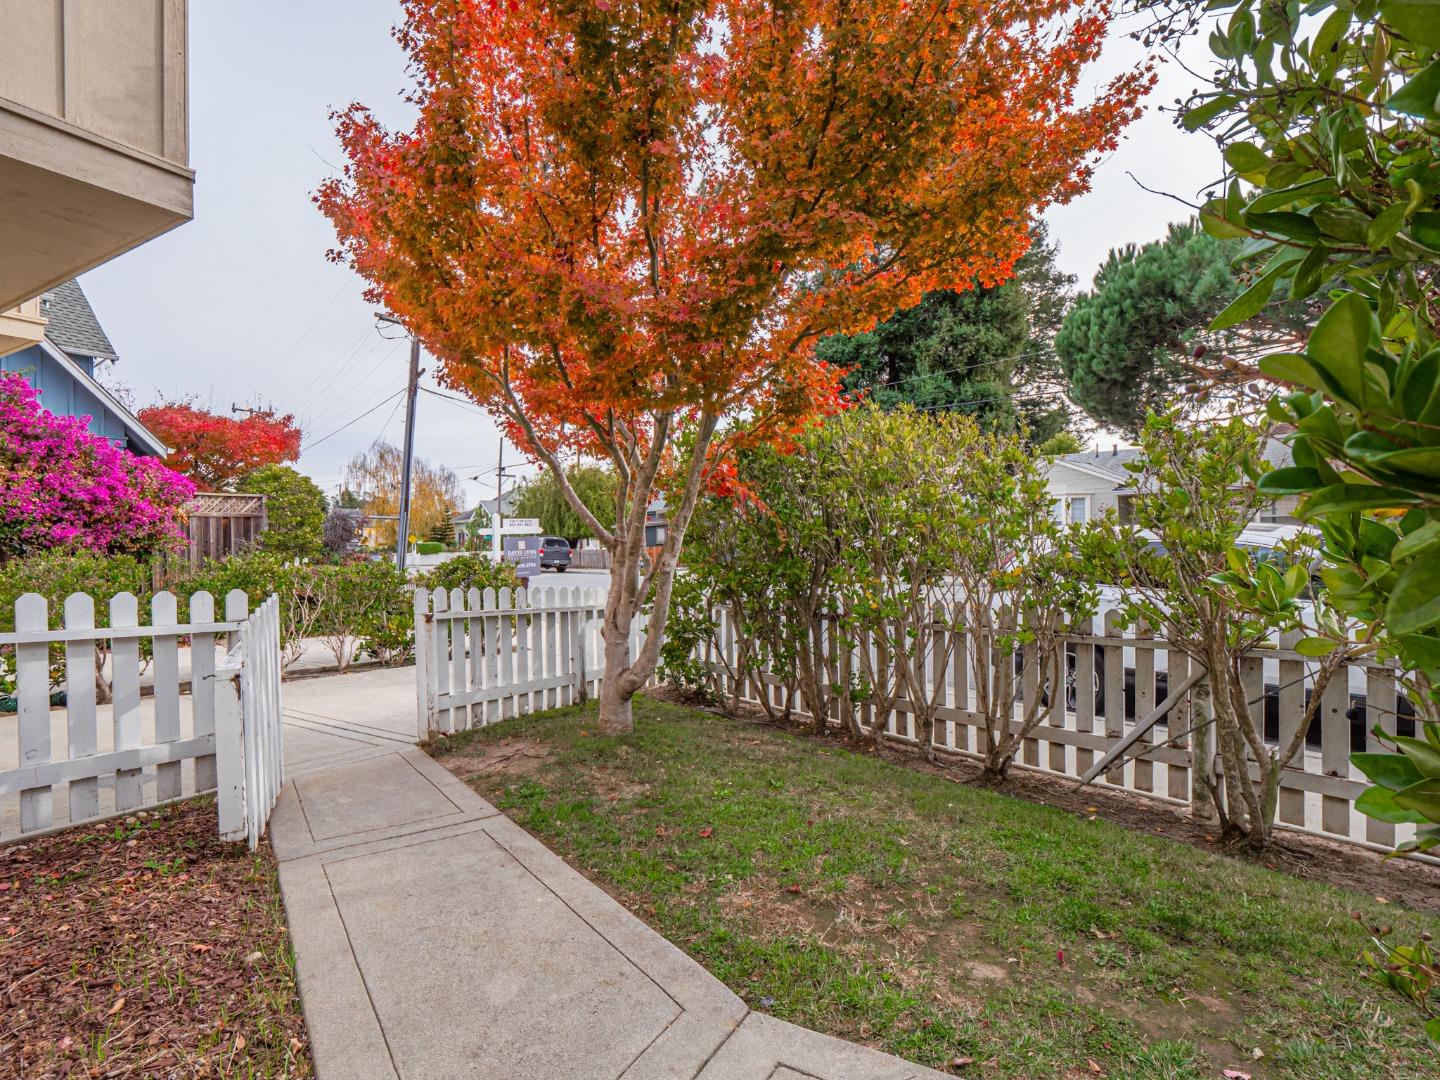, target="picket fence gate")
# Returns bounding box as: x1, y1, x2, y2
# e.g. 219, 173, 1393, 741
415, 586, 648, 738
695, 605, 1416, 854
1, 589, 284, 849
